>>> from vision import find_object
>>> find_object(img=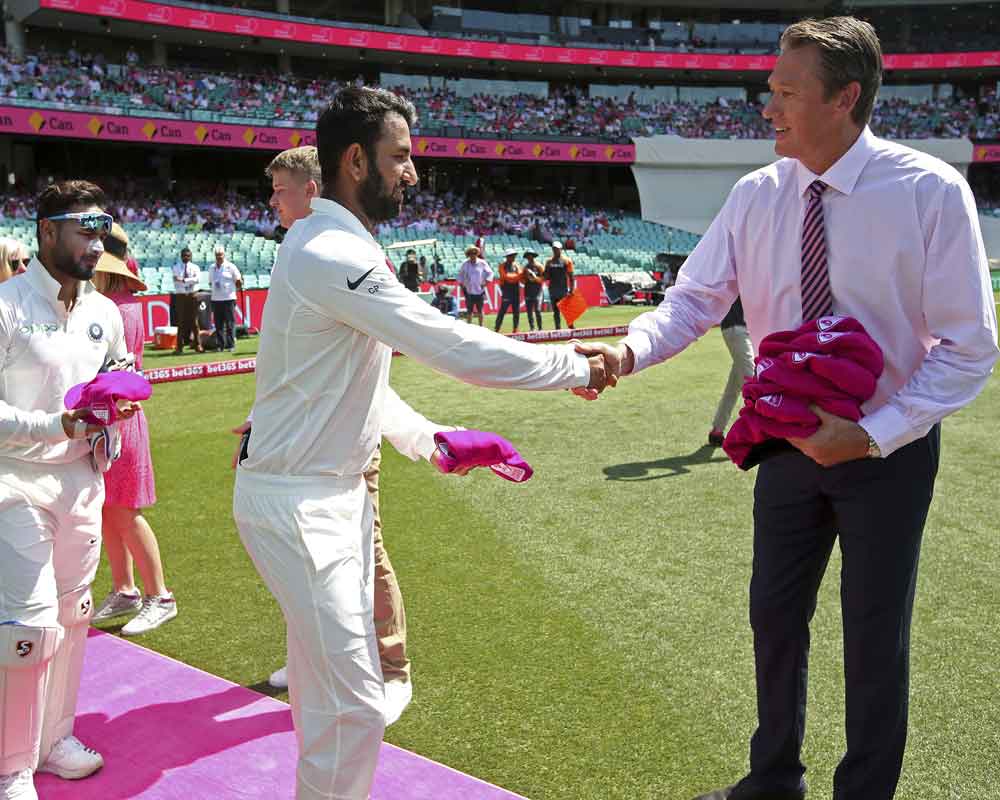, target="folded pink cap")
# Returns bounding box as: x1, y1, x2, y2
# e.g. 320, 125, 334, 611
779, 351, 878, 400
433, 430, 533, 483
64, 371, 152, 426
753, 392, 861, 425
760, 330, 883, 376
